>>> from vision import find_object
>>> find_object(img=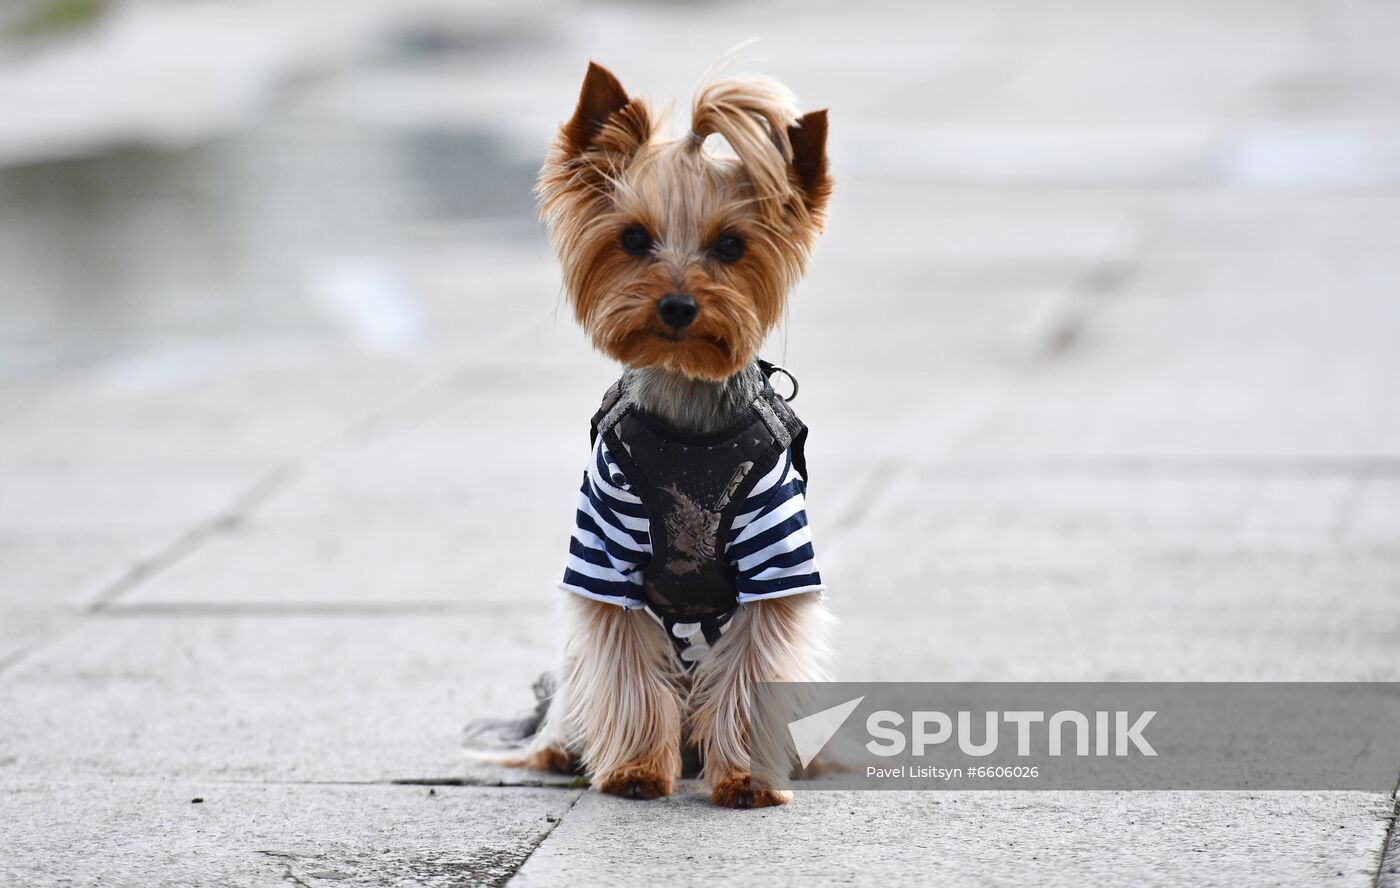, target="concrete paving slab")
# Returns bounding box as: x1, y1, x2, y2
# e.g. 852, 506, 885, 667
242, 412, 584, 535
0, 532, 171, 663
829, 550, 1400, 682
0, 534, 172, 607
0, 350, 427, 464
947, 251, 1400, 459
0, 461, 258, 533
1143, 193, 1400, 258
0, 780, 579, 888
820, 472, 1400, 681
1351, 480, 1400, 545
0, 612, 562, 784
0, 612, 62, 674
510, 788, 1395, 888
119, 526, 564, 607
